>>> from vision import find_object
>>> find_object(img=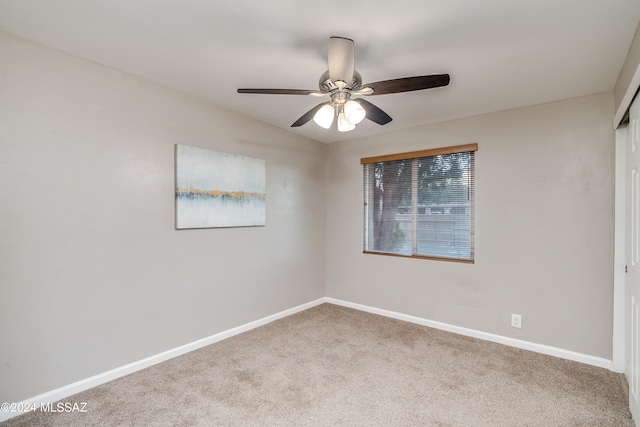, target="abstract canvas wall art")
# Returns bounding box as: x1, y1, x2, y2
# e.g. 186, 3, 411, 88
175, 145, 266, 229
